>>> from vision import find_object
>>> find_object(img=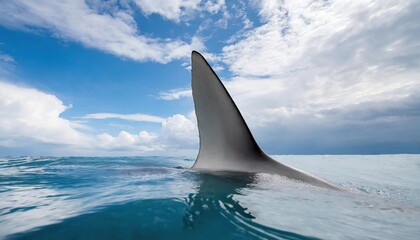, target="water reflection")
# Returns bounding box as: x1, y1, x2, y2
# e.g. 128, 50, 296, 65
183, 171, 320, 239
183, 172, 256, 230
